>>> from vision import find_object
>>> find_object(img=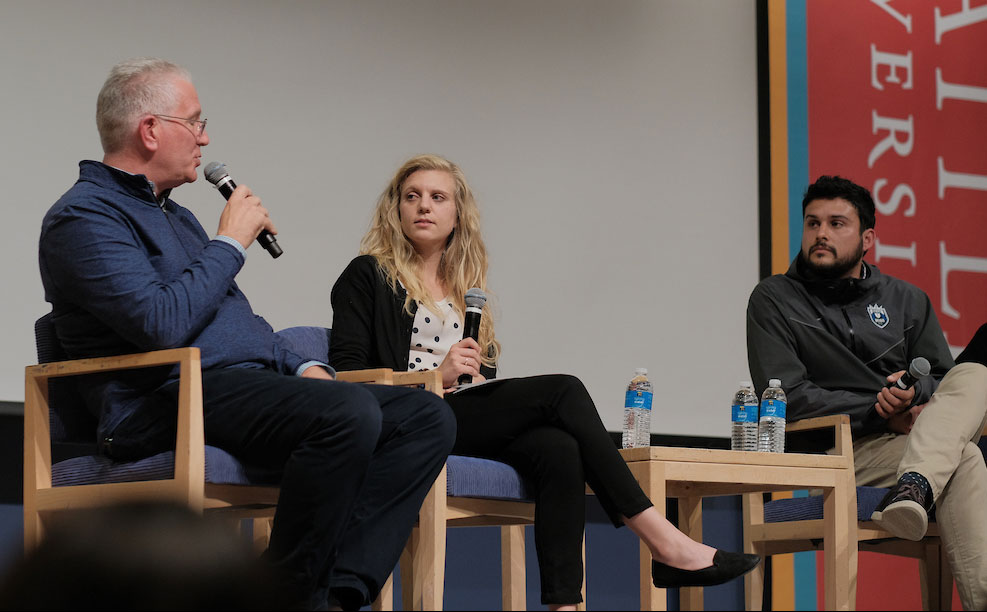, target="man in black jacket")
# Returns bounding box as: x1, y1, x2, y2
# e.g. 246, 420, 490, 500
747, 176, 987, 610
